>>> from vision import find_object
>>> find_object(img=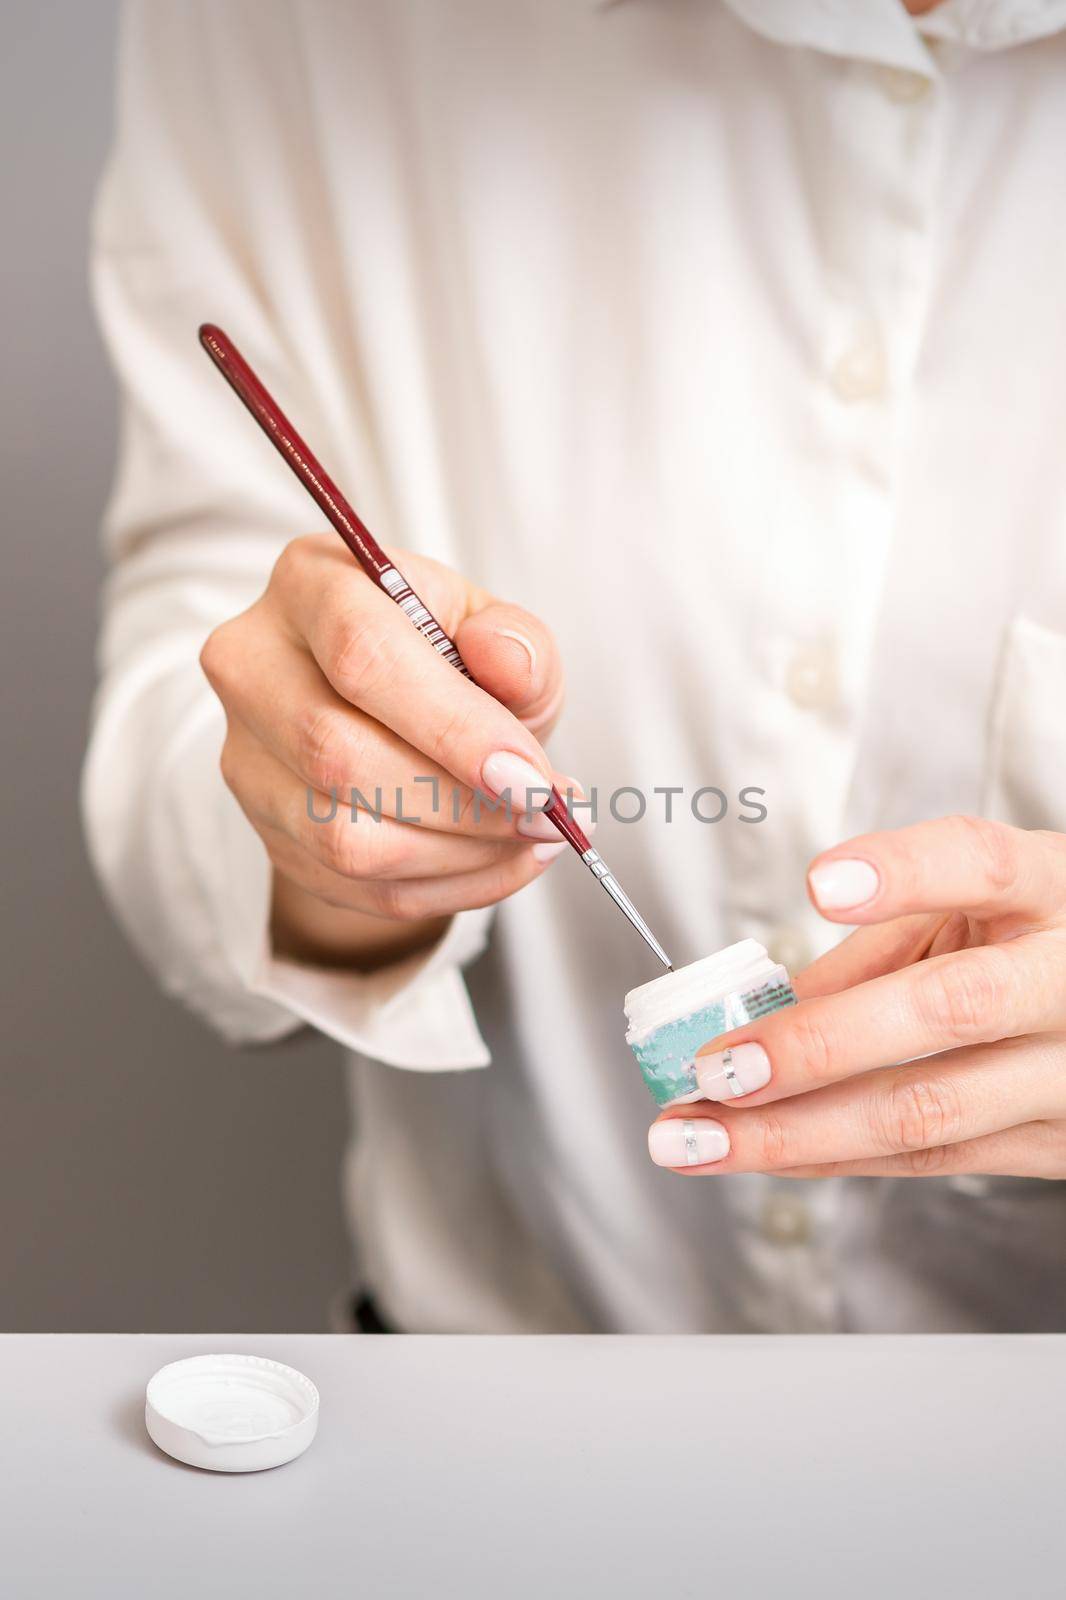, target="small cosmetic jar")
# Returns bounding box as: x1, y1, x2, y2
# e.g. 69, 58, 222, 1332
624, 938, 796, 1107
